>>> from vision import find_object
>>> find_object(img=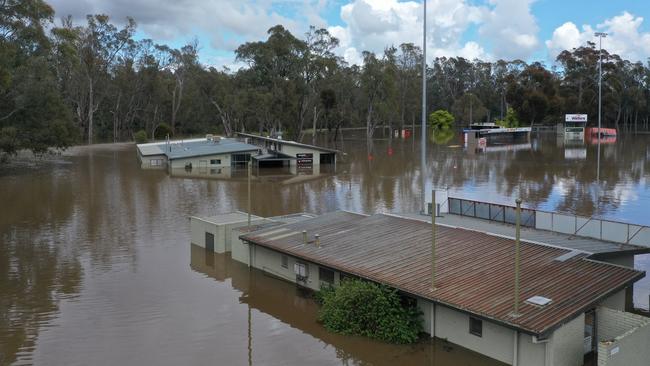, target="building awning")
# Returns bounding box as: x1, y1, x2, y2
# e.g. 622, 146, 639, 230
253, 152, 296, 161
